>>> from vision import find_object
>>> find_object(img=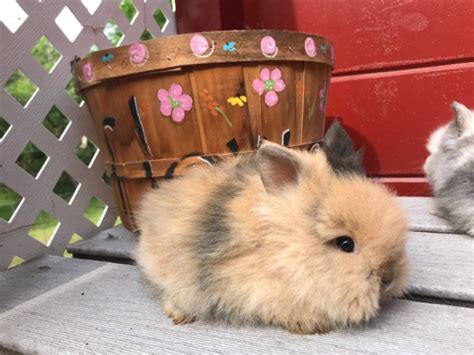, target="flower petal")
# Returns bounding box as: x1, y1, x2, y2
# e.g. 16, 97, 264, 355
320, 100, 325, 113
252, 79, 264, 95
260, 68, 270, 81
270, 68, 281, 80
265, 91, 279, 107
169, 83, 183, 98
274, 79, 286, 92
171, 108, 185, 123
178, 94, 193, 111
157, 89, 169, 102
160, 100, 172, 117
